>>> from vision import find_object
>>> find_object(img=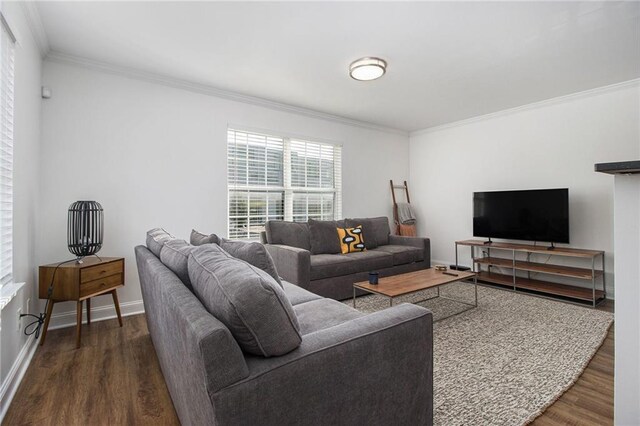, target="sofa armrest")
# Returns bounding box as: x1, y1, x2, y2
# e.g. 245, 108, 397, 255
388, 235, 431, 265
265, 244, 311, 287
214, 303, 433, 425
